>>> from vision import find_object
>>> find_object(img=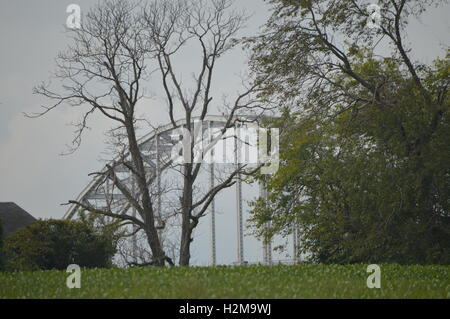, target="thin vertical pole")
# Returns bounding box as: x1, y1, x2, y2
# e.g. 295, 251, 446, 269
131, 173, 138, 262
235, 124, 244, 265
208, 121, 217, 266
210, 162, 216, 266
156, 135, 161, 217
156, 134, 162, 234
